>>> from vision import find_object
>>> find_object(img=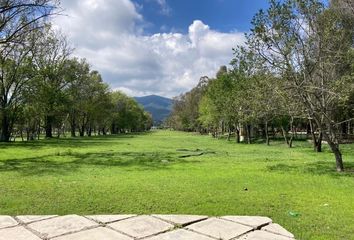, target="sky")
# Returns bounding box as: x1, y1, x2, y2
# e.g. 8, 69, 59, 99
54, 0, 270, 98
